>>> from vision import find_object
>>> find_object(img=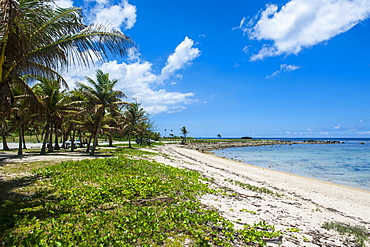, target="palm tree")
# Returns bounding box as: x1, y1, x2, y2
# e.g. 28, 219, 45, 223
76, 70, 126, 155
180, 126, 189, 144
8, 83, 36, 155
0, 96, 11, 150
101, 112, 121, 147
33, 77, 74, 154
121, 102, 148, 148
0, 0, 133, 101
